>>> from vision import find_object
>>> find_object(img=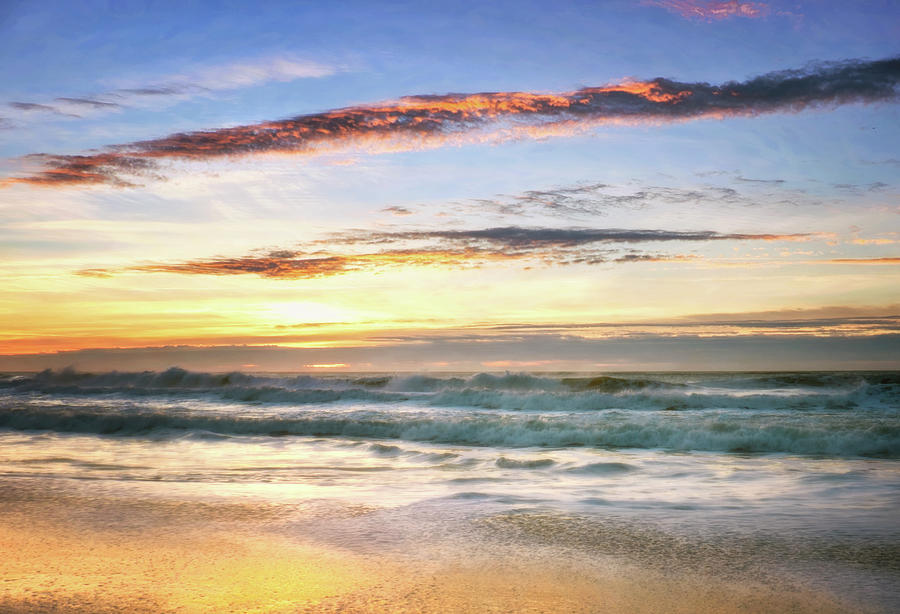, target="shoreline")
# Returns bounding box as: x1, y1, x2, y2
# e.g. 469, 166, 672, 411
0, 478, 882, 613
